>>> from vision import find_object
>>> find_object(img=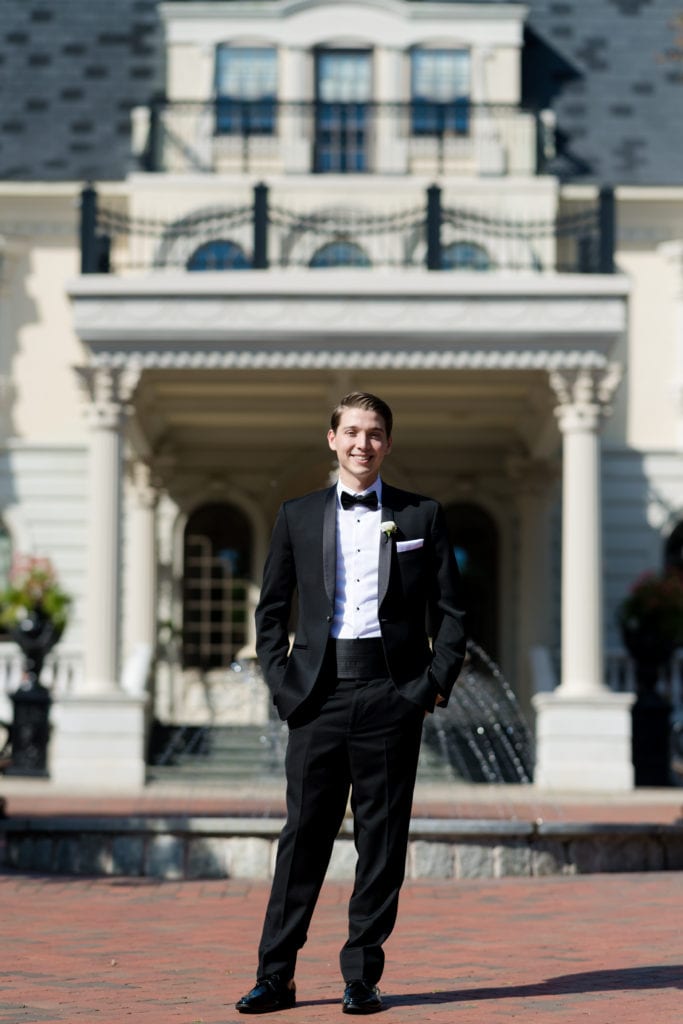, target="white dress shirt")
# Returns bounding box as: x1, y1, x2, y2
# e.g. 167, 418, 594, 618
330, 478, 382, 639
